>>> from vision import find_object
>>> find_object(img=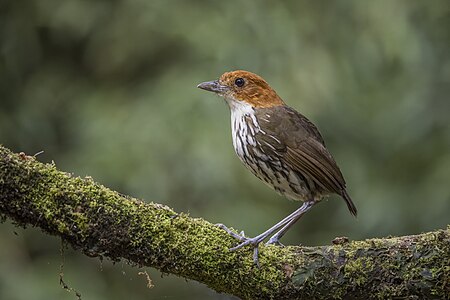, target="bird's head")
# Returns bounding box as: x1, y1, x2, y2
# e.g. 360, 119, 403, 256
197, 70, 284, 108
